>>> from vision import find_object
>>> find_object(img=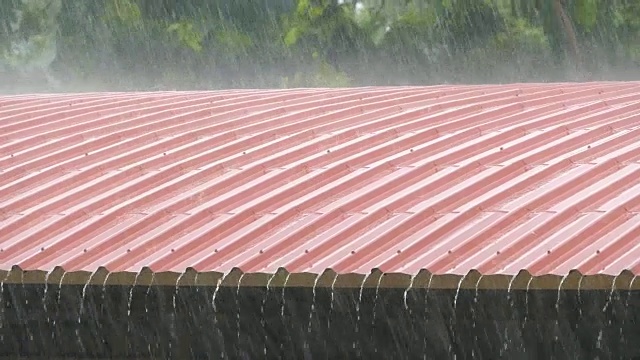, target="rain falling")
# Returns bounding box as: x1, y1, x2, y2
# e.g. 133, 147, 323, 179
1, 0, 640, 359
